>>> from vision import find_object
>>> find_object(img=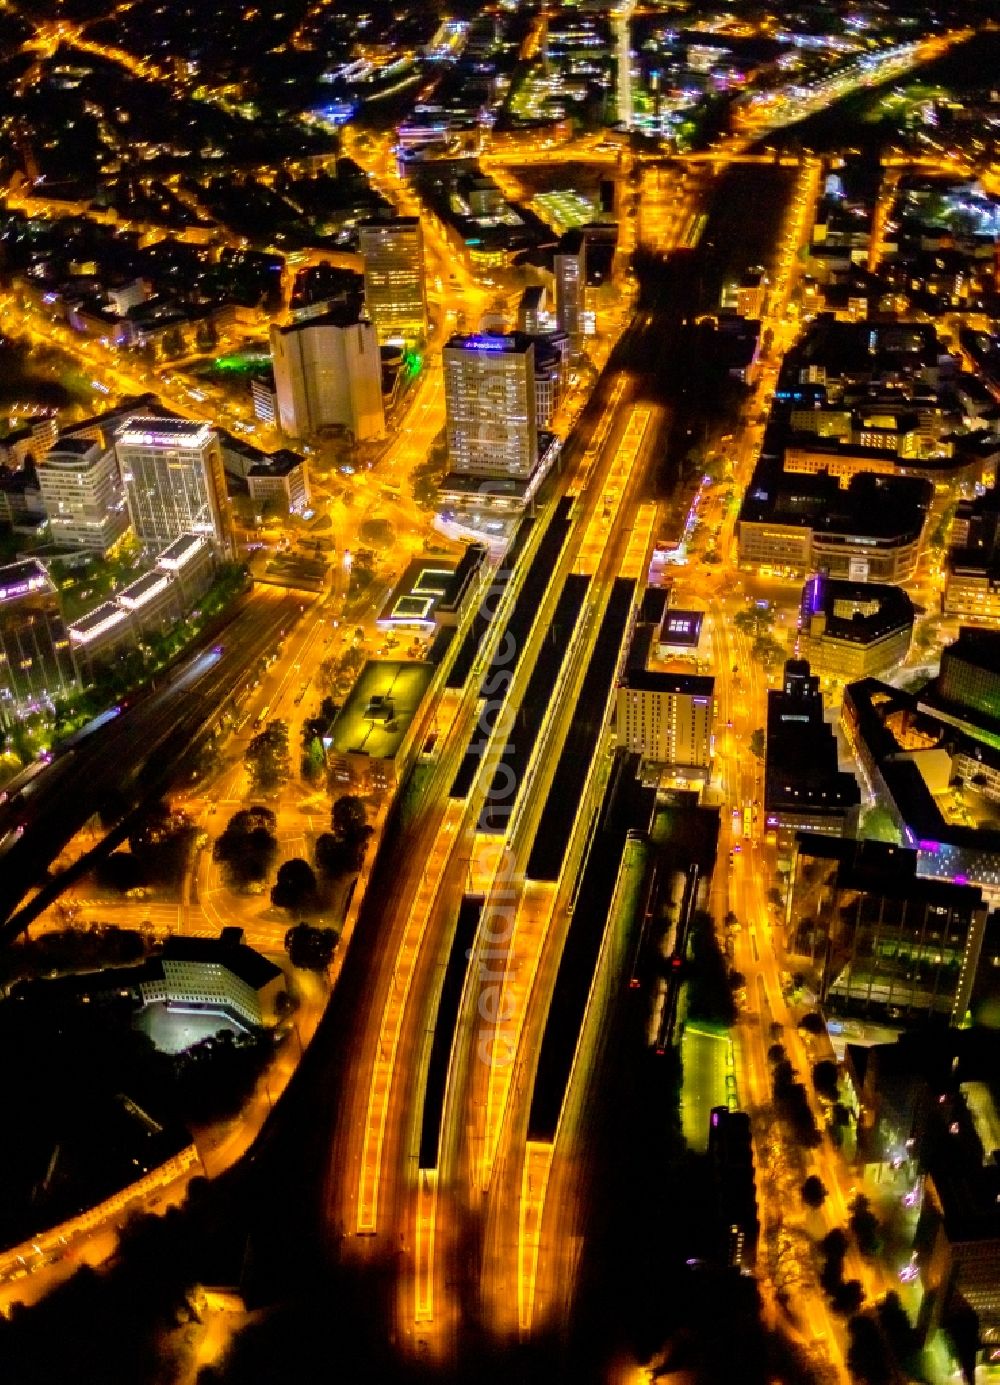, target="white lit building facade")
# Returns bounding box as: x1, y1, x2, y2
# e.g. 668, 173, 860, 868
443, 333, 538, 480
116, 419, 234, 557
37, 437, 130, 554
358, 217, 428, 342
270, 312, 384, 442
